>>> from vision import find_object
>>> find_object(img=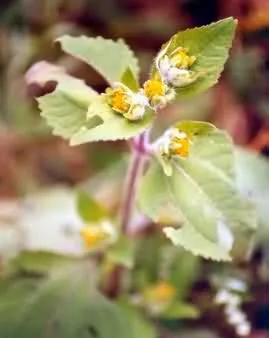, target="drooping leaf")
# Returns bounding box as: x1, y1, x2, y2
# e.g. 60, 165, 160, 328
0, 264, 141, 338
37, 77, 98, 140
76, 190, 108, 223
57, 36, 139, 84
138, 123, 256, 261
38, 81, 155, 144
235, 148, 269, 243
152, 17, 237, 98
